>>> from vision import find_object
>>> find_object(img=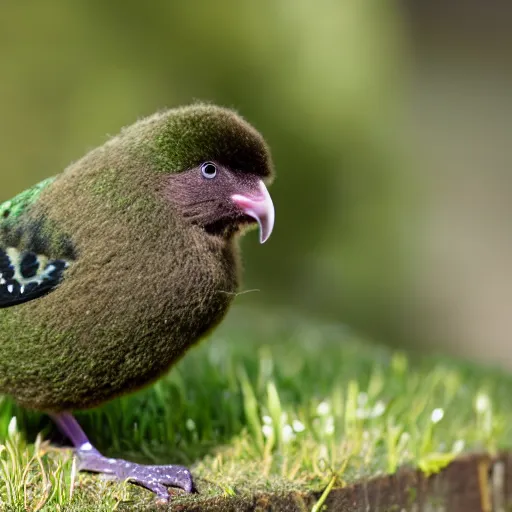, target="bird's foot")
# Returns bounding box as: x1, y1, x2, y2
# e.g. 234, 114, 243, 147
77, 446, 194, 502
